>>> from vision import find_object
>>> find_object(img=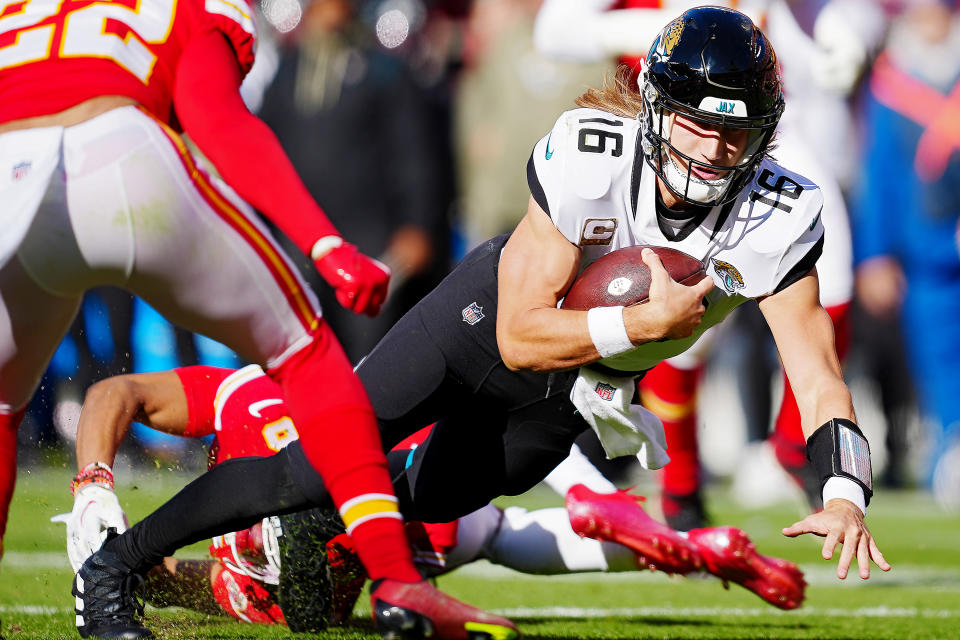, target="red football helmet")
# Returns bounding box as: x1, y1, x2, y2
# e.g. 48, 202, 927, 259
209, 517, 283, 585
